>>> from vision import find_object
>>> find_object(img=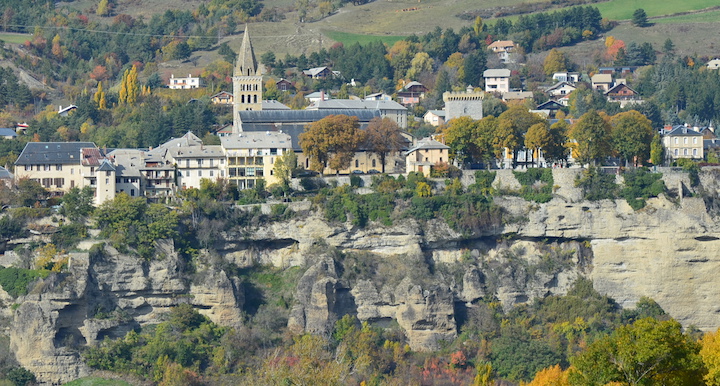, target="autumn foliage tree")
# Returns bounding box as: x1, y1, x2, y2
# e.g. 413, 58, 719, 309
525, 122, 551, 167
569, 110, 611, 166
570, 317, 704, 385
543, 49, 570, 76
610, 110, 654, 166
363, 117, 404, 173
300, 114, 361, 174
701, 329, 720, 385
119, 65, 139, 105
